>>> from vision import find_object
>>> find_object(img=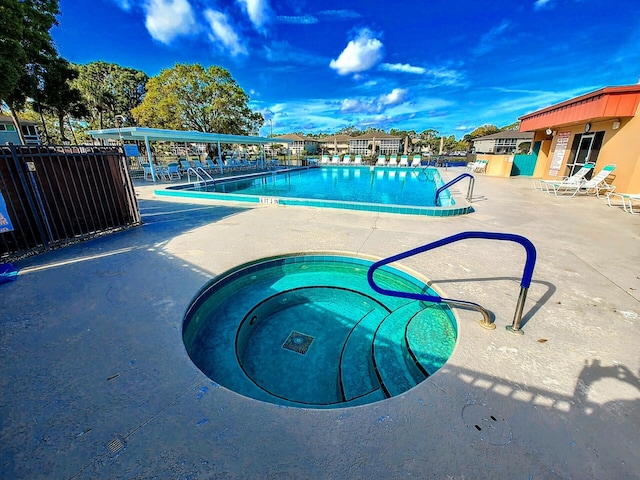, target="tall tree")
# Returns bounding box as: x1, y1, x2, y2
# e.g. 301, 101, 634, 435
38, 56, 87, 142
0, 0, 59, 143
132, 63, 263, 135
74, 61, 148, 129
